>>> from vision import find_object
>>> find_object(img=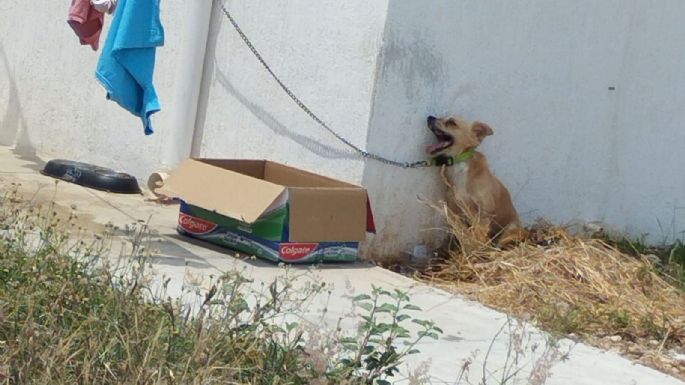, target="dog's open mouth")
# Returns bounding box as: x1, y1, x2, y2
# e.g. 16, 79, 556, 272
427, 126, 454, 155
